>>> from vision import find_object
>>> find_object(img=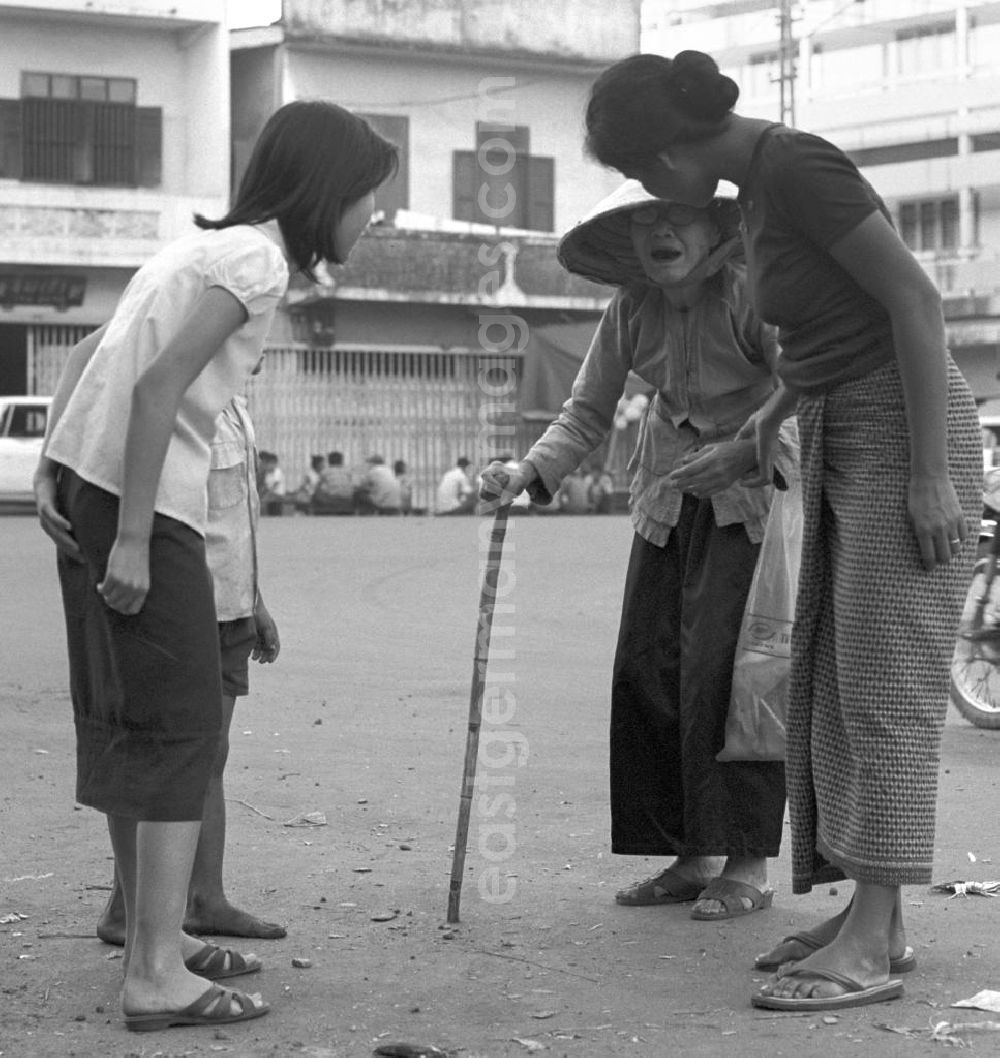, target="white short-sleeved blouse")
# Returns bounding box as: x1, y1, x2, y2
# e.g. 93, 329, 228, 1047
46, 223, 289, 533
